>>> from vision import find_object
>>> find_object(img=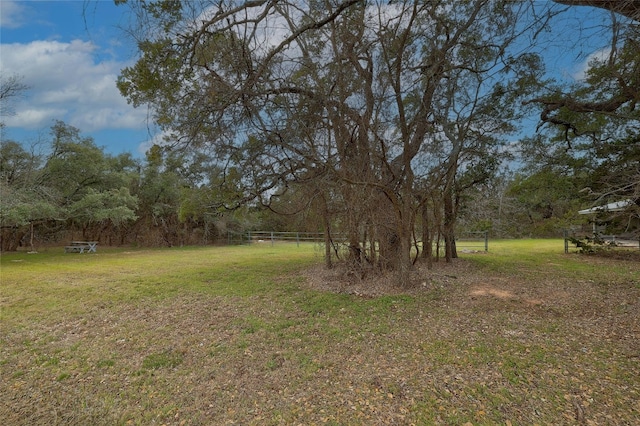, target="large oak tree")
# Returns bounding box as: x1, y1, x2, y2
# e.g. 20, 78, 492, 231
116, 0, 551, 285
